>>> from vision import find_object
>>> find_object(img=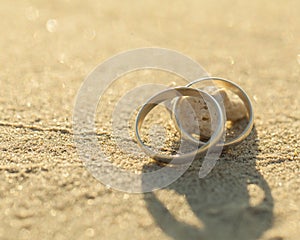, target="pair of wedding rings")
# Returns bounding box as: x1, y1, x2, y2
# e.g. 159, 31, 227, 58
135, 77, 254, 164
